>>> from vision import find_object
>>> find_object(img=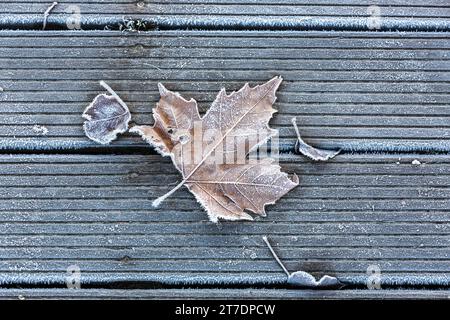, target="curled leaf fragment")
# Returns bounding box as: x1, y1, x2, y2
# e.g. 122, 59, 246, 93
263, 236, 343, 288
82, 81, 131, 145
288, 271, 342, 287
292, 117, 340, 161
